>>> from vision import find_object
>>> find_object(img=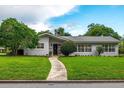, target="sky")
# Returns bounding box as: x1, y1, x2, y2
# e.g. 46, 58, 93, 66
0, 5, 124, 36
